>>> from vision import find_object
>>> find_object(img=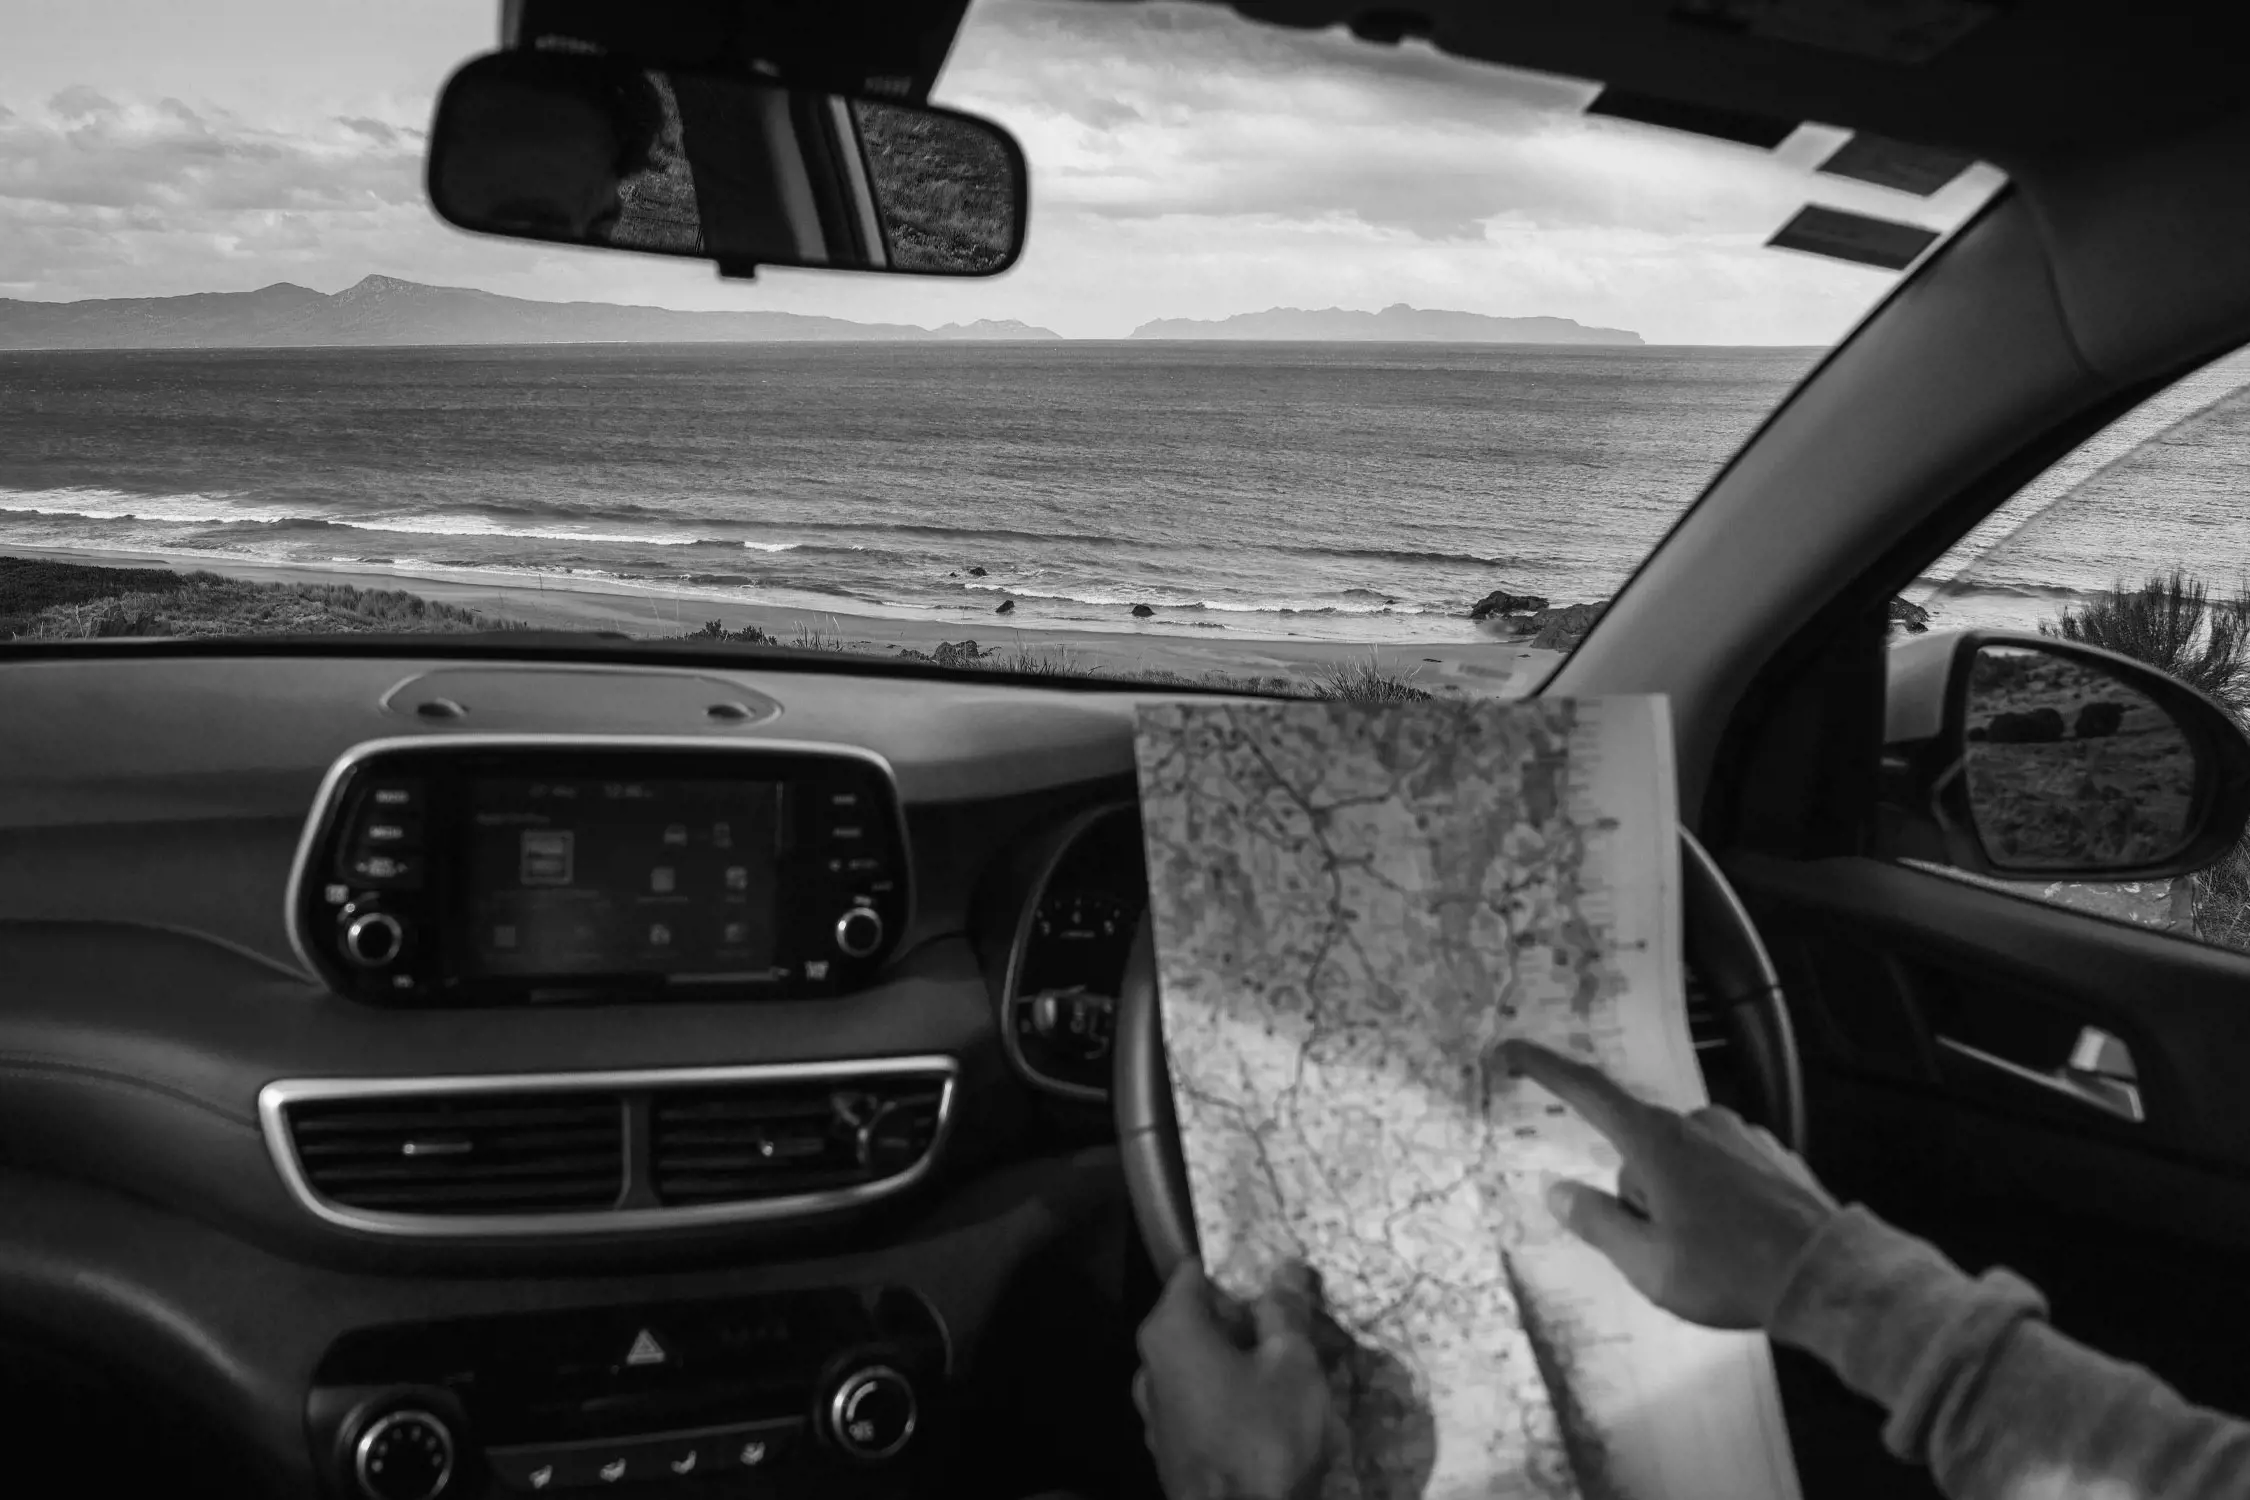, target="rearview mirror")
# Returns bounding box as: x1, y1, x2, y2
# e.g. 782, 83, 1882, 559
1879, 630, 2250, 880
427, 50, 1027, 277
